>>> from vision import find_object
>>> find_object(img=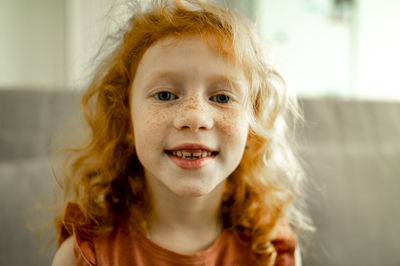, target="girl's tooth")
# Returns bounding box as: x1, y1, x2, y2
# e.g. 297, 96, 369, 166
173, 150, 214, 159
